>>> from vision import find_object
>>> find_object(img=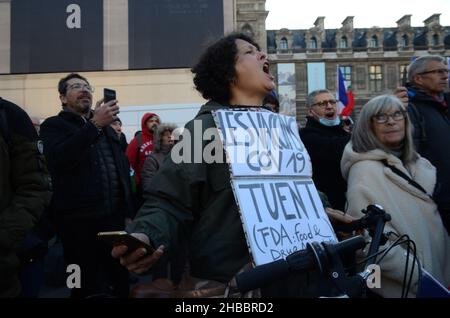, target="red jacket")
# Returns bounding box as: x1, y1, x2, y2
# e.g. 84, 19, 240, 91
126, 112, 159, 185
